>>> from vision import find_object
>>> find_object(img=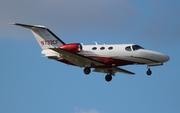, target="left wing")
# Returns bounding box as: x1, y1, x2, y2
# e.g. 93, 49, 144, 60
51, 48, 135, 75
51, 48, 106, 67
